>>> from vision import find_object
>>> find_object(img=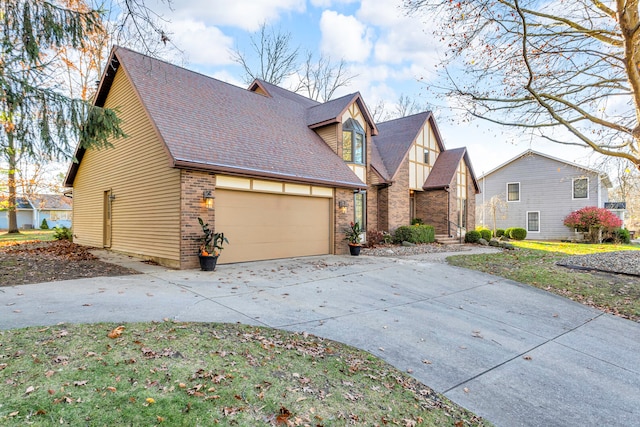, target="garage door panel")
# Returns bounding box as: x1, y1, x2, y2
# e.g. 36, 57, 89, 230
216, 190, 330, 264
